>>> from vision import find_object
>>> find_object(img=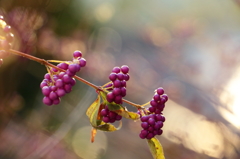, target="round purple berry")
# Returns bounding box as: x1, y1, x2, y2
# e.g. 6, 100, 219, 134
107, 92, 115, 103
157, 87, 164, 95
42, 86, 51, 96
121, 65, 129, 74
109, 73, 117, 81
103, 116, 110, 123
79, 58, 86, 67
112, 67, 121, 73
141, 122, 149, 129
100, 109, 108, 116
113, 80, 121, 88
73, 50, 82, 58
43, 97, 53, 106
117, 73, 124, 81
